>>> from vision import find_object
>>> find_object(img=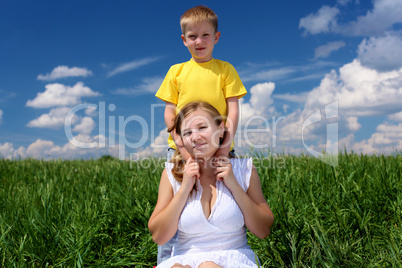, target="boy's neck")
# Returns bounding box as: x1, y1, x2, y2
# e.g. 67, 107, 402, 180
191, 57, 214, 64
